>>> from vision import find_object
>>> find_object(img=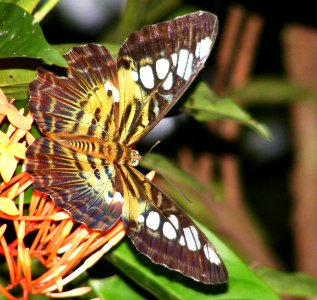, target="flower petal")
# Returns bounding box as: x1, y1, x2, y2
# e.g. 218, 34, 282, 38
11, 143, 27, 159
0, 104, 9, 115
0, 131, 9, 145
0, 150, 18, 182
26, 132, 35, 145
0, 197, 19, 216
7, 108, 31, 130
0, 89, 9, 104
